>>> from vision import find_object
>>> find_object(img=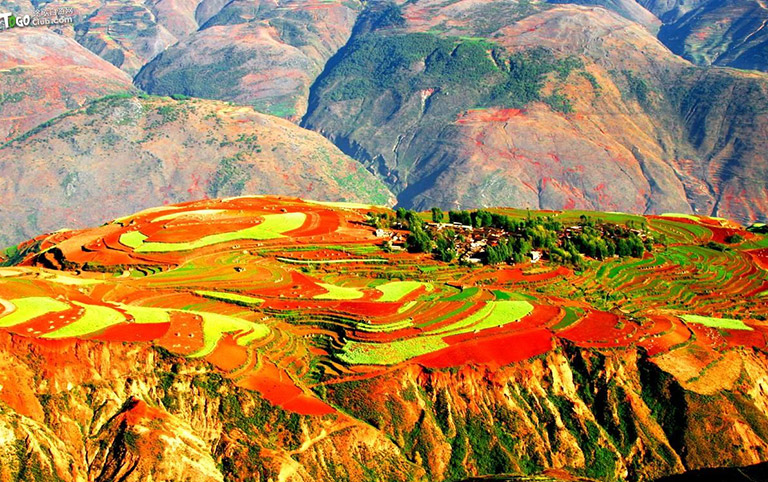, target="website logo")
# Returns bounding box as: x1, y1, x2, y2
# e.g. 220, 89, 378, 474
0, 8, 74, 30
